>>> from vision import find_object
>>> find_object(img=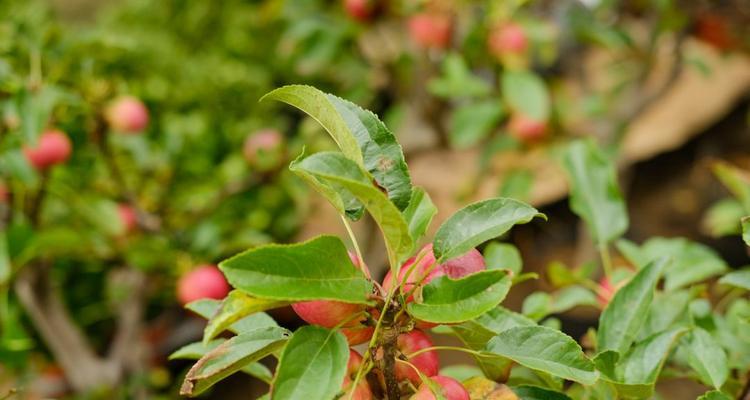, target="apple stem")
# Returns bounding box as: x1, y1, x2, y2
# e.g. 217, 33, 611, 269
340, 215, 367, 277
598, 243, 613, 280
